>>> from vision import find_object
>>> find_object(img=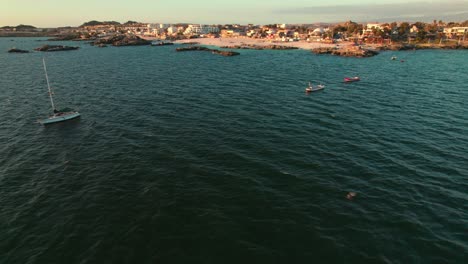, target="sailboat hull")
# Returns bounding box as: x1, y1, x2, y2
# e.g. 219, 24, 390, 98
40, 112, 80, 125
